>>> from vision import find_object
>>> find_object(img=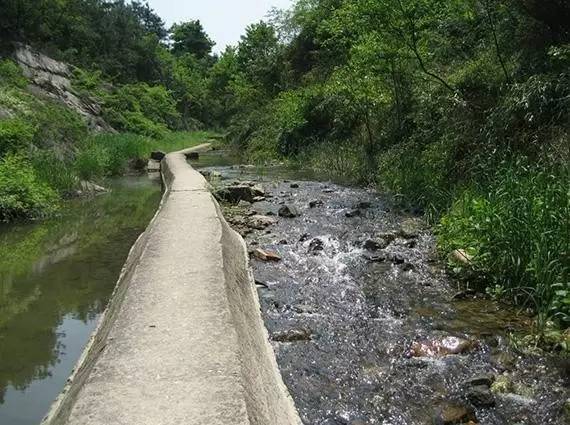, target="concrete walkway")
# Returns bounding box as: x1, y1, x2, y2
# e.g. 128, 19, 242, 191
44, 145, 300, 425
